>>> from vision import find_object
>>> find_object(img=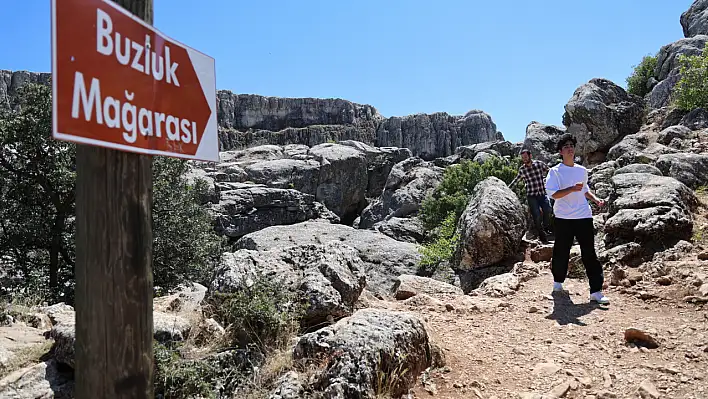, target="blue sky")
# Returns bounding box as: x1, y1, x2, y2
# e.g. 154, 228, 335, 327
0, 0, 693, 143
